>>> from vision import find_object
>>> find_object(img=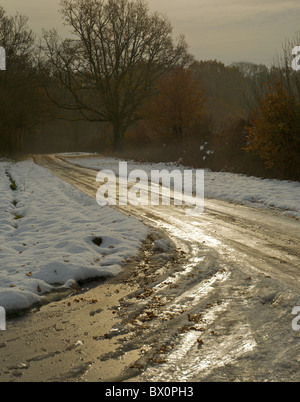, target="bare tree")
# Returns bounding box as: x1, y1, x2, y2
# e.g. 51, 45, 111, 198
40, 0, 192, 150
0, 6, 35, 70
230, 61, 270, 113
272, 31, 300, 102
